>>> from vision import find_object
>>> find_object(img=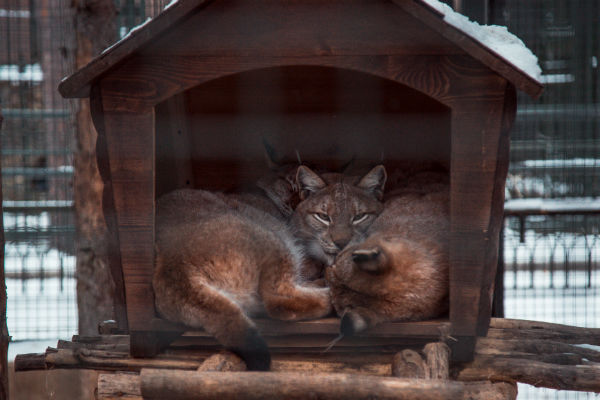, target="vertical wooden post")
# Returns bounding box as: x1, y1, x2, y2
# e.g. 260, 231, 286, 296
93, 81, 157, 353
448, 82, 509, 362
90, 86, 129, 333
491, 84, 516, 320
0, 107, 9, 399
